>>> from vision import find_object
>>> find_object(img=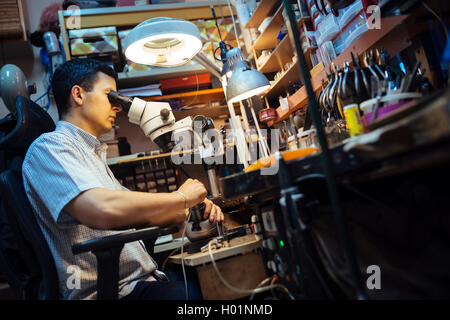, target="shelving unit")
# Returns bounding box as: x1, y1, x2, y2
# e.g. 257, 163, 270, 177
0, 0, 26, 42
58, 1, 236, 87
59, 1, 235, 59
245, 0, 281, 29
251, 4, 285, 51
265, 58, 301, 98
267, 14, 411, 126
244, 0, 414, 130
244, 0, 316, 108
257, 17, 314, 74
